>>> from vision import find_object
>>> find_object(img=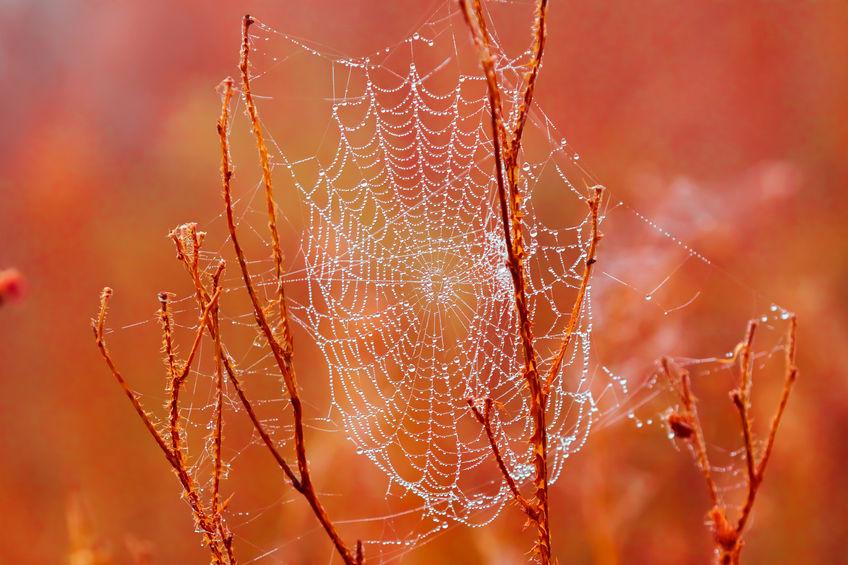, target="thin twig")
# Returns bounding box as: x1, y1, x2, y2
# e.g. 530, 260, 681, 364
510, 0, 549, 154
664, 318, 800, 564
93, 288, 227, 563
544, 186, 604, 393
94, 288, 173, 461
756, 316, 798, 480
731, 322, 758, 493
158, 292, 181, 455
221, 27, 362, 560
459, 1, 553, 560
210, 266, 226, 528
467, 398, 536, 516
239, 14, 293, 354
216, 77, 302, 491
661, 357, 719, 508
